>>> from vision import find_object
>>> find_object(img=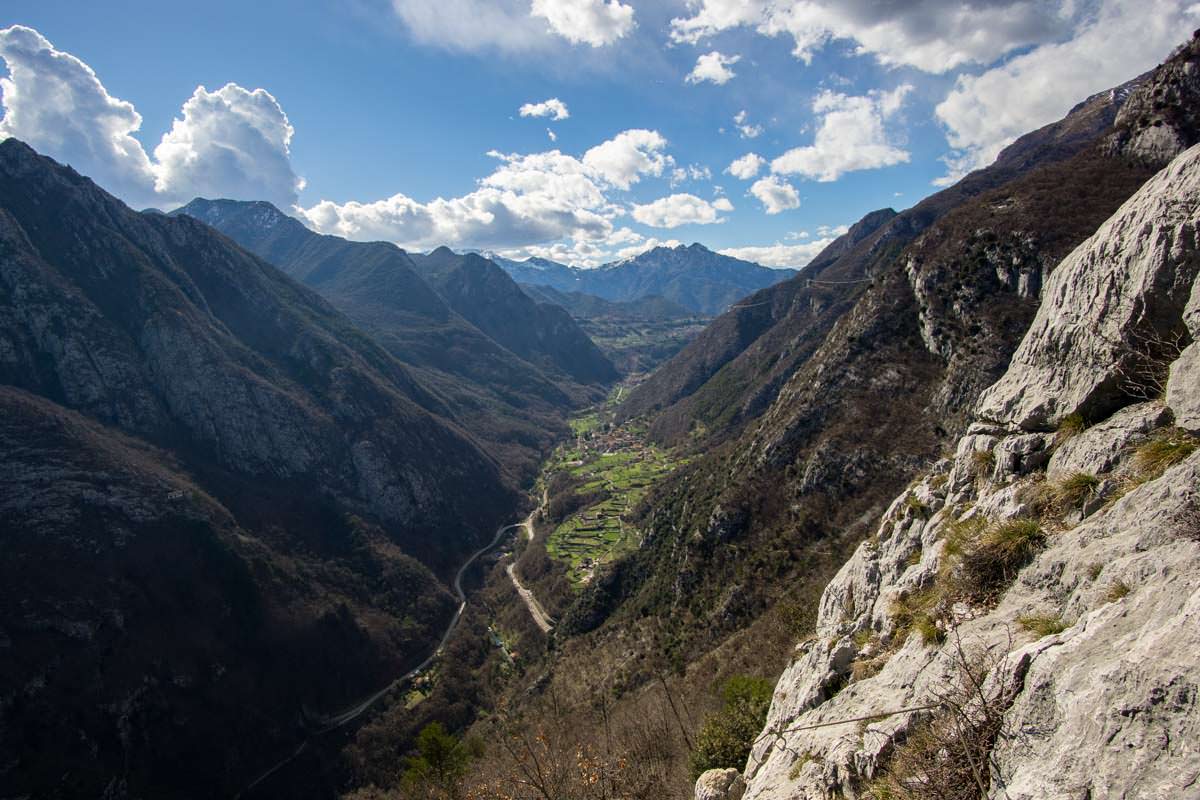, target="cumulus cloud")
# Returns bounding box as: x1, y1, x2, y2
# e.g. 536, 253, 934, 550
670, 0, 1075, 73
0, 25, 157, 205
301, 146, 626, 249
631, 193, 732, 228
299, 127, 676, 251
727, 152, 766, 179
498, 228, 685, 266
749, 175, 800, 214
153, 84, 302, 210
389, 0, 633, 51
771, 86, 912, 182
520, 97, 570, 120
0, 25, 302, 210
581, 128, 671, 189
530, 0, 635, 46
719, 236, 836, 268
686, 51, 741, 85
733, 109, 763, 139
613, 236, 683, 260
934, 0, 1197, 184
